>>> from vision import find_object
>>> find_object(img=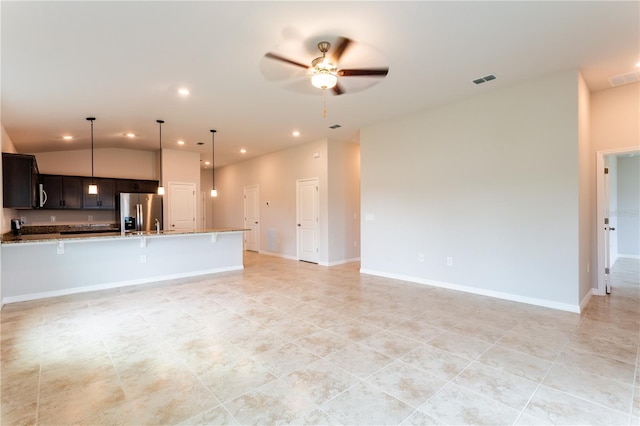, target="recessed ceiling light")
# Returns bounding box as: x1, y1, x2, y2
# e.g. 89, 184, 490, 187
240, 148, 247, 154
292, 131, 300, 137
204, 161, 210, 165
126, 133, 136, 138
178, 88, 190, 95
636, 62, 640, 68
62, 135, 73, 140
177, 140, 185, 145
